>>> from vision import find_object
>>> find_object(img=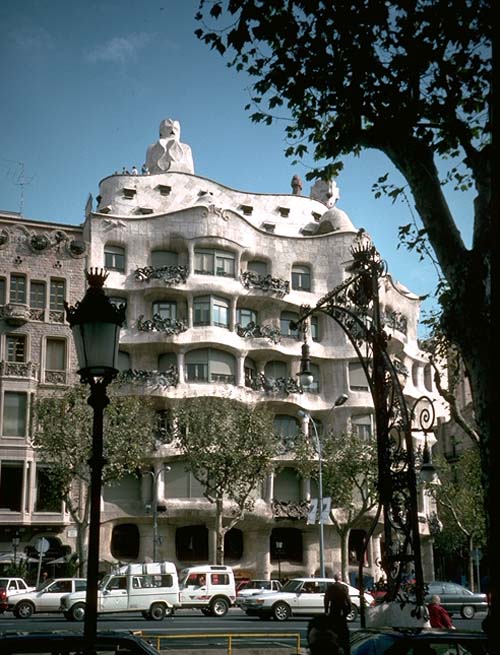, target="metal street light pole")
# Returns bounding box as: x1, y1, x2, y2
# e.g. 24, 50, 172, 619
65, 269, 125, 650
146, 465, 170, 562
